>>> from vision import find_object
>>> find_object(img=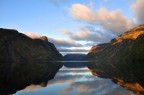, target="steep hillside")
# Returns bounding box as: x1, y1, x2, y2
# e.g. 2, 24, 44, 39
0, 28, 63, 94
86, 25, 144, 95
